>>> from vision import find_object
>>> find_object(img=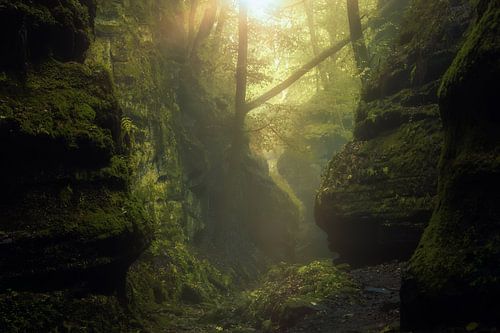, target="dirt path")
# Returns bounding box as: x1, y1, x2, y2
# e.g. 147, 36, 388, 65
285, 262, 402, 333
